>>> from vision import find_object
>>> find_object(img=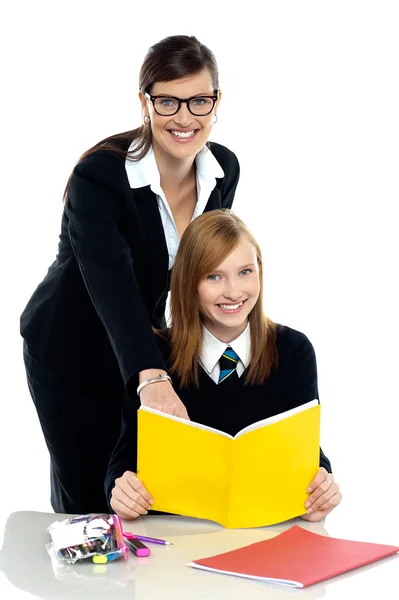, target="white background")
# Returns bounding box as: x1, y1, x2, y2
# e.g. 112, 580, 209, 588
1, 1, 398, 594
